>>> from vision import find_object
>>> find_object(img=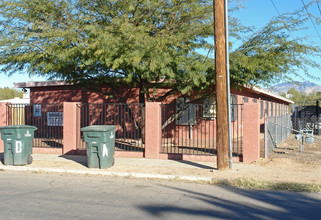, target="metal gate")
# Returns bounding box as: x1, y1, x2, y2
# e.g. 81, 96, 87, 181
6, 103, 63, 148
78, 103, 145, 152
161, 103, 243, 156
